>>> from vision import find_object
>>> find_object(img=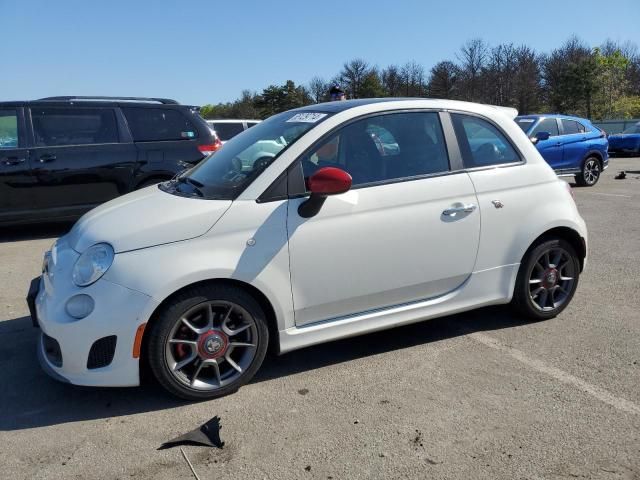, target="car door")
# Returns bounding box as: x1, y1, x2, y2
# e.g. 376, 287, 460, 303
559, 119, 587, 171
286, 111, 480, 326
0, 107, 37, 223
28, 106, 137, 218
531, 117, 562, 168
